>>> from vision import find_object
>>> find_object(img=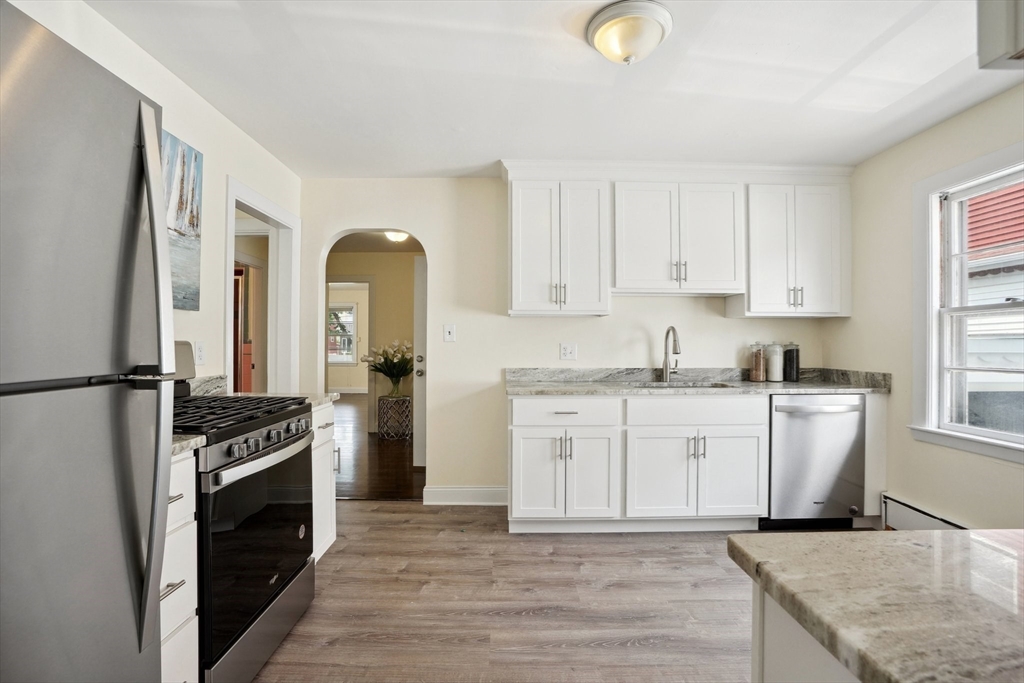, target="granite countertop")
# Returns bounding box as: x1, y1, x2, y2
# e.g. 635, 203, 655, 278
171, 434, 205, 457
505, 368, 890, 396
728, 529, 1024, 683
